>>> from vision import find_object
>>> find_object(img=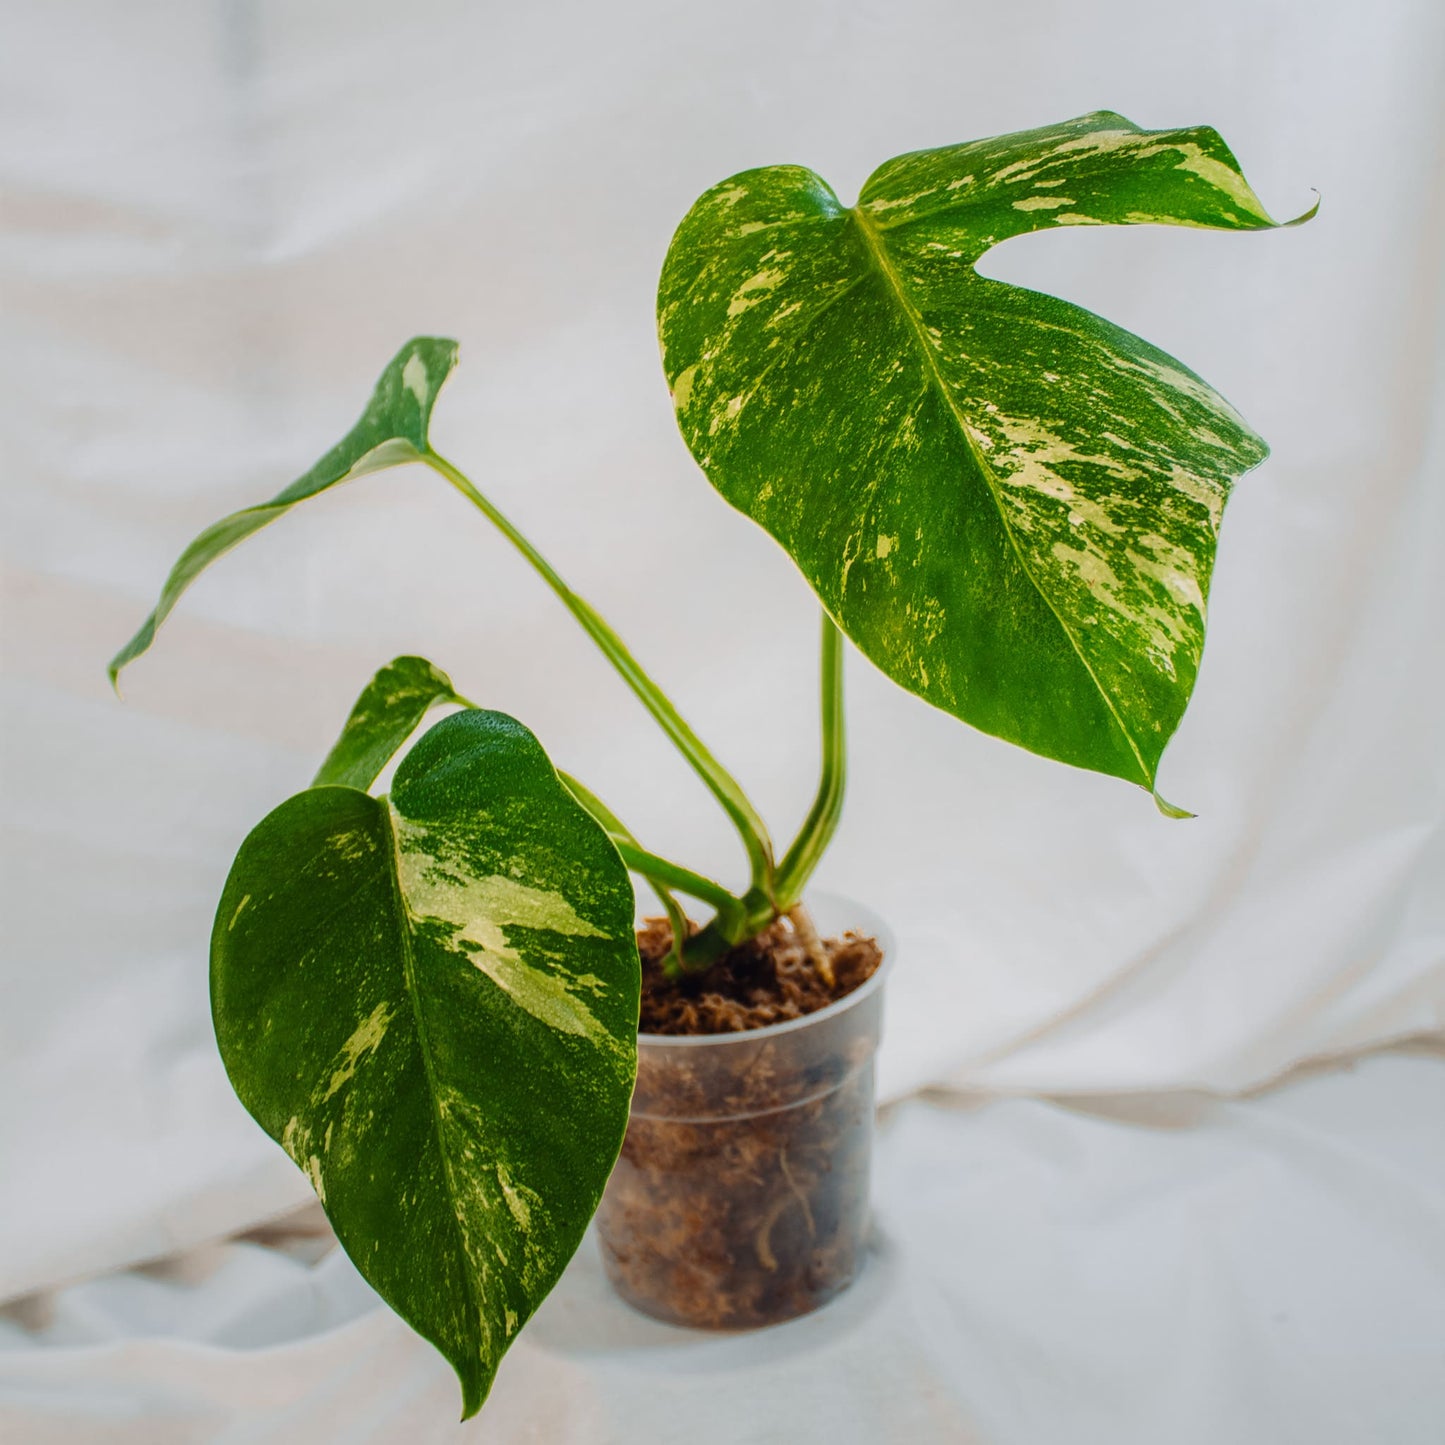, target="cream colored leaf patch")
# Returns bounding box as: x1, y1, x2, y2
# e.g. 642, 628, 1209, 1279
393, 815, 616, 1046
659, 111, 1305, 793
211, 708, 639, 1420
